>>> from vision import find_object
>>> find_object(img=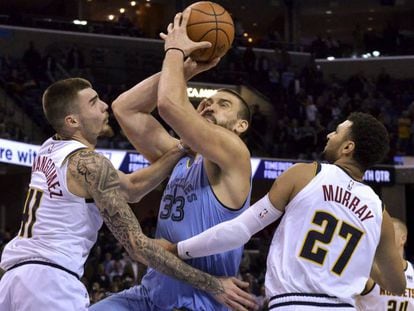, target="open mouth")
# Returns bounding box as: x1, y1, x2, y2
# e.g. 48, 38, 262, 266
202, 113, 216, 124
